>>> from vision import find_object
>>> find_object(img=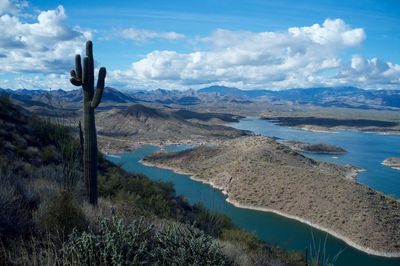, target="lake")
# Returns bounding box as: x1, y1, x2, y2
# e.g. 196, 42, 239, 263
107, 117, 400, 266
